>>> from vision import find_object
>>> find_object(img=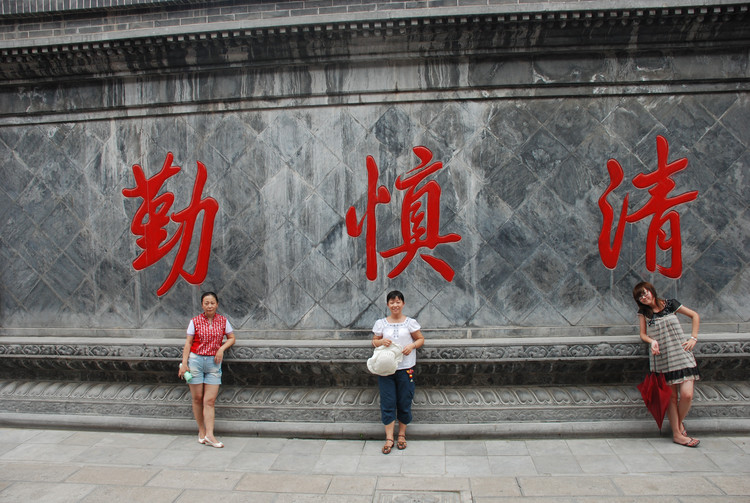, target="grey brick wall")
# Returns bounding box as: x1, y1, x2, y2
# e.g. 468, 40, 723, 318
0, 0, 739, 43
